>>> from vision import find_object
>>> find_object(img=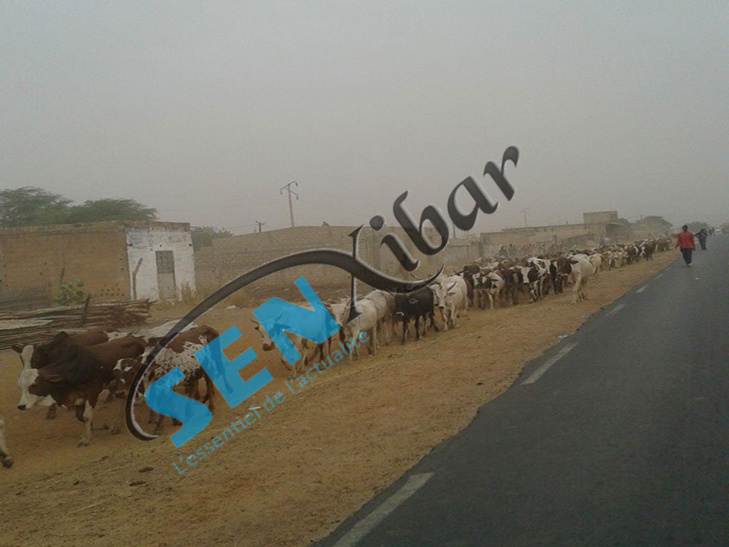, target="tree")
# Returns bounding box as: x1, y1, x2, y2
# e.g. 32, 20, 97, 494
0, 187, 72, 227
191, 226, 233, 250
686, 221, 710, 232
64, 199, 157, 223
632, 216, 673, 234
